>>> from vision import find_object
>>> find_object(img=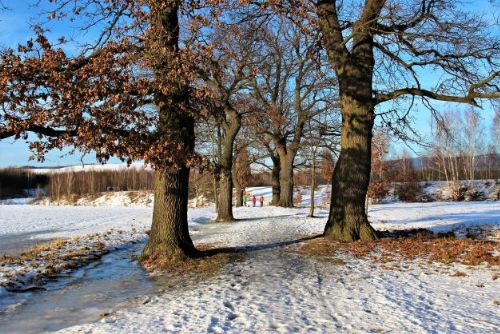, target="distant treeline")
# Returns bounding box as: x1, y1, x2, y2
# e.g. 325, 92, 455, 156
46, 168, 155, 200
0, 168, 154, 200
413, 154, 500, 182
0, 167, 273, 201
0, 168, 49, 199
1, 155, 499, 200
